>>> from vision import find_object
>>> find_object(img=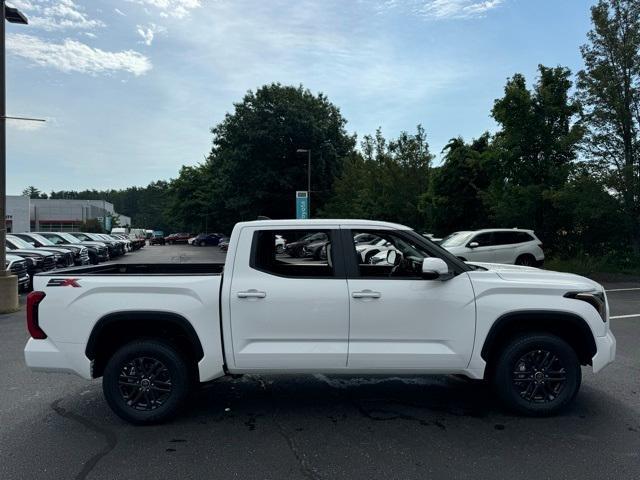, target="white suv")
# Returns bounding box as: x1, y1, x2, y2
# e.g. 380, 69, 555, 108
440, 229, 544, 266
